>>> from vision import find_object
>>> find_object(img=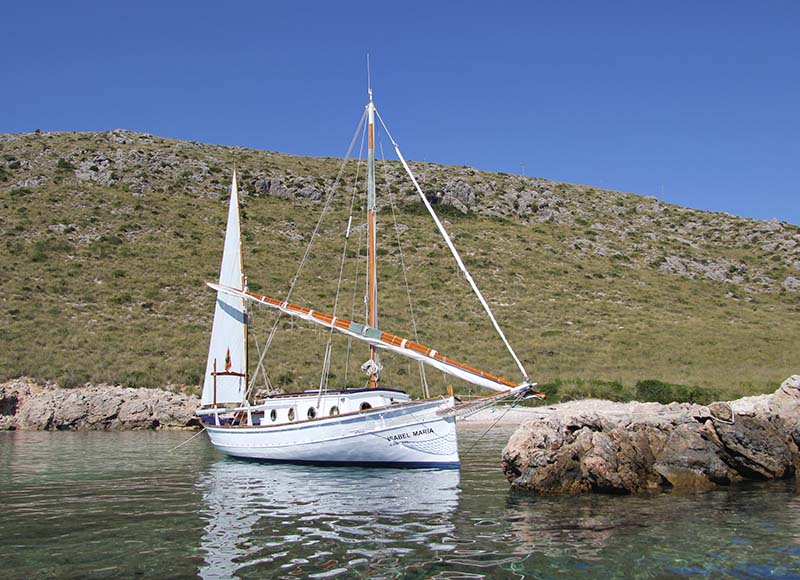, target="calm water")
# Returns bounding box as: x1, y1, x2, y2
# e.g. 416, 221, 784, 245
1, 429, 799, 579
